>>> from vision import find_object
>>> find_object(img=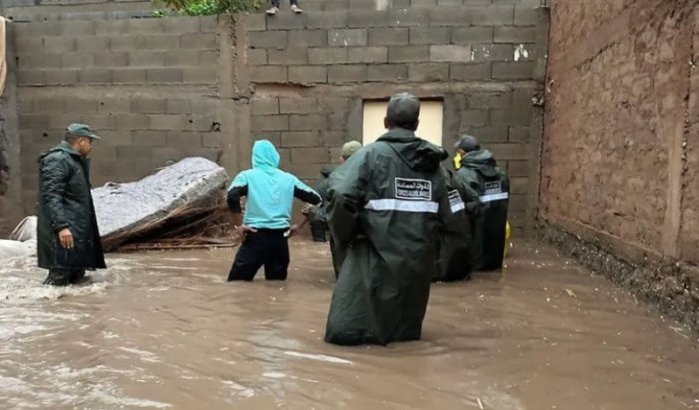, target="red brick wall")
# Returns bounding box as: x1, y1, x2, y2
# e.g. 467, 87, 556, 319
542, 0, 698, 265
